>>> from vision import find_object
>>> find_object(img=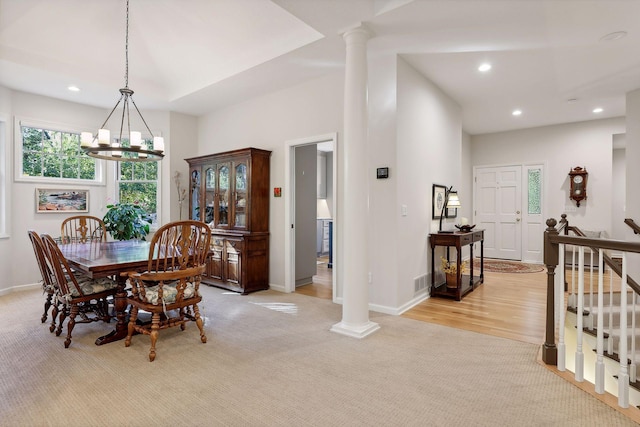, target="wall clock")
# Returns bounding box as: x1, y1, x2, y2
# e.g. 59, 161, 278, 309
568, 166, 588, 207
